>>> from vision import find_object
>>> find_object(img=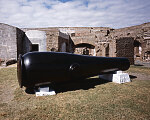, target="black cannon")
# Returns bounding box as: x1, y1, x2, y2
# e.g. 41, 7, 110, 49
17, 52, 130, 88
